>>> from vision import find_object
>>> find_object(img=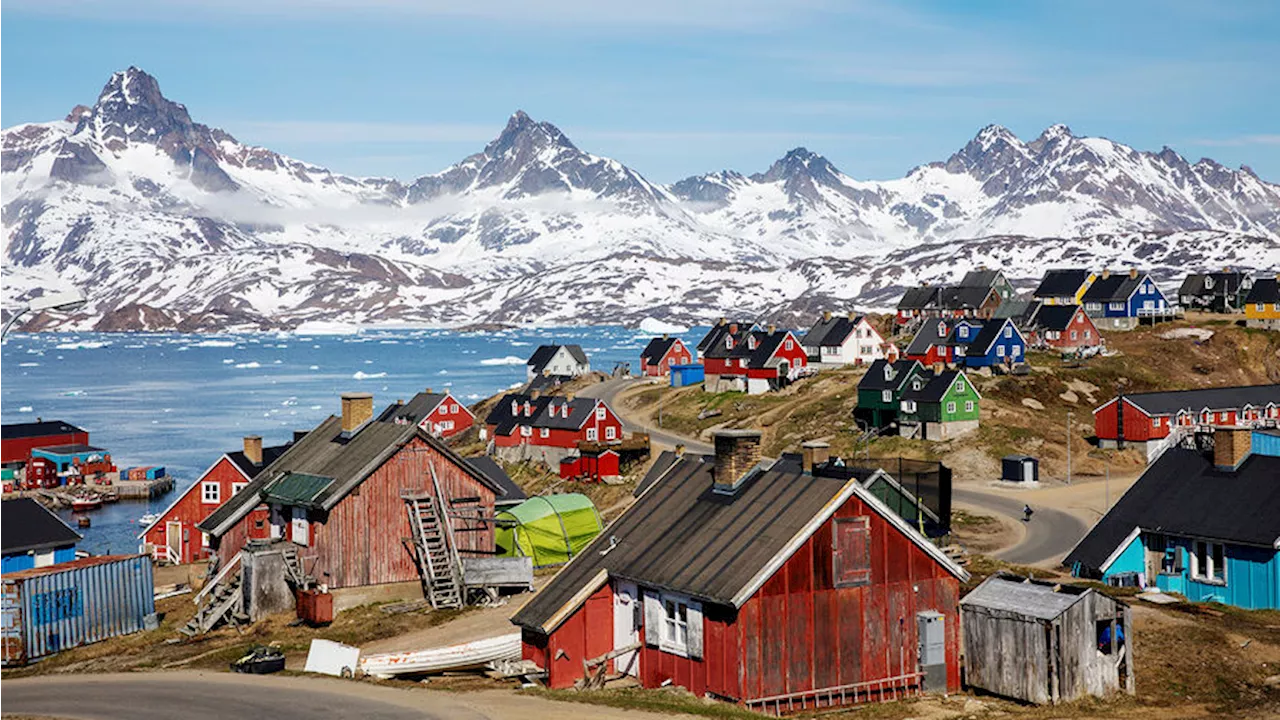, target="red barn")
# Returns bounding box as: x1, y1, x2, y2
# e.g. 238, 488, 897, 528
512, 431, 968, 712
378, 389, 474, 439
1, 420, 89, 468
198, 392, 505, 594
640, 335, 693, 377
139, 435, 293, 565
702, 326, 811, 394
1094, 384, 1280, 451
484, 392, 624, 465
